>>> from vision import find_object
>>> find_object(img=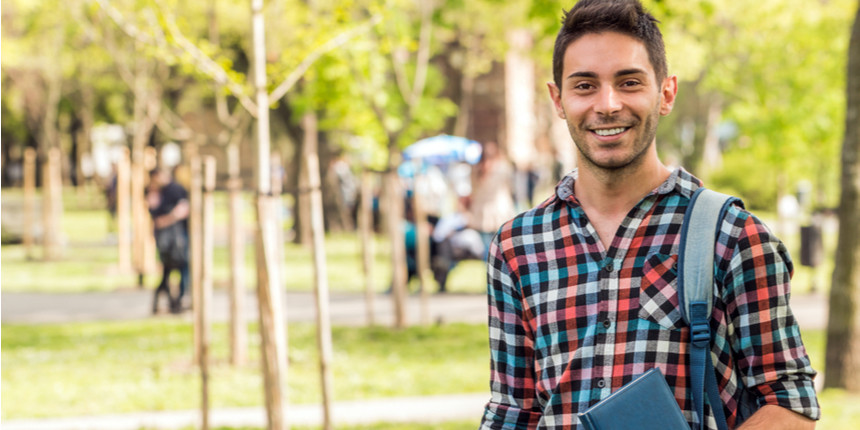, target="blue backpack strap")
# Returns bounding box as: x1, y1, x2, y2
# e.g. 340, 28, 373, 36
679, 187, 740, 430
